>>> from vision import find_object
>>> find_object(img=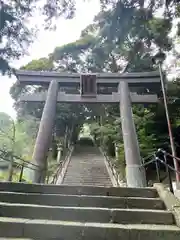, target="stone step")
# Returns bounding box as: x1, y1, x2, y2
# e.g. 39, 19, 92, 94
62, 172, 110, 176
62, 175, 111, 178
0, 218, 180, 239
0, 182, 158, 198
62, 145, 112, 186
62, 175, 110, 177
62, 180, 111, 185
59, 184, 112, 187
0, 192, 164, 209
62, 178, 111, 182
0, 202, 174, 225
